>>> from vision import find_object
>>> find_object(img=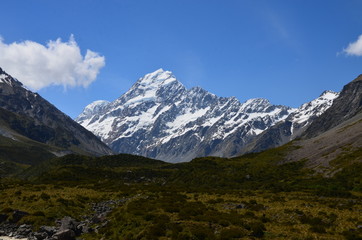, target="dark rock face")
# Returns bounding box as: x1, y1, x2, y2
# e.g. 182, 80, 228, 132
0, 67, 113, 159
304, 75, 362, 138
245, 121, 293, 154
